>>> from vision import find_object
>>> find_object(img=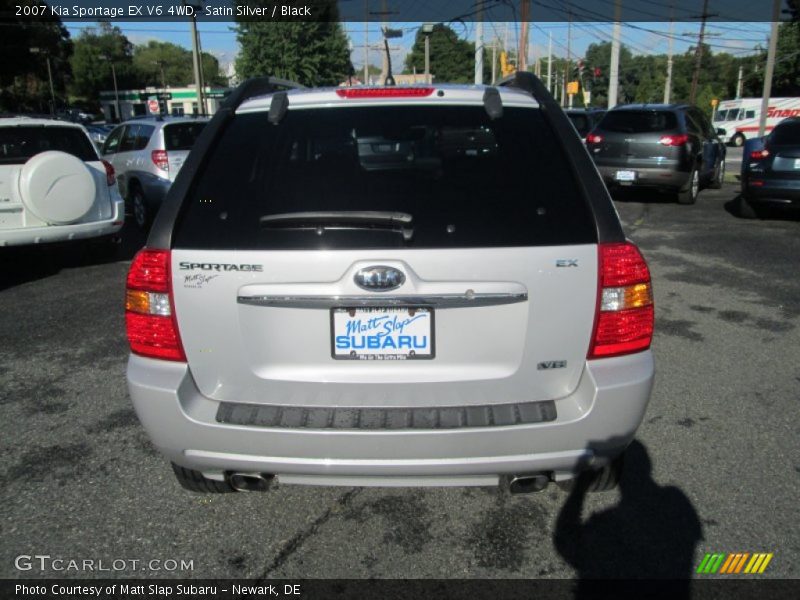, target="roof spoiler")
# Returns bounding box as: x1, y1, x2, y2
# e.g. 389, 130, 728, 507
220, 77, 305, 113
